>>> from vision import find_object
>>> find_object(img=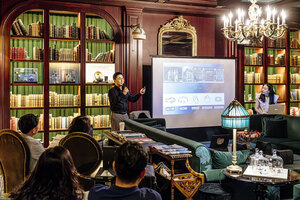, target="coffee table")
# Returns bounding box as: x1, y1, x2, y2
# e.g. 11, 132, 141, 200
223, 168, 300, 200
